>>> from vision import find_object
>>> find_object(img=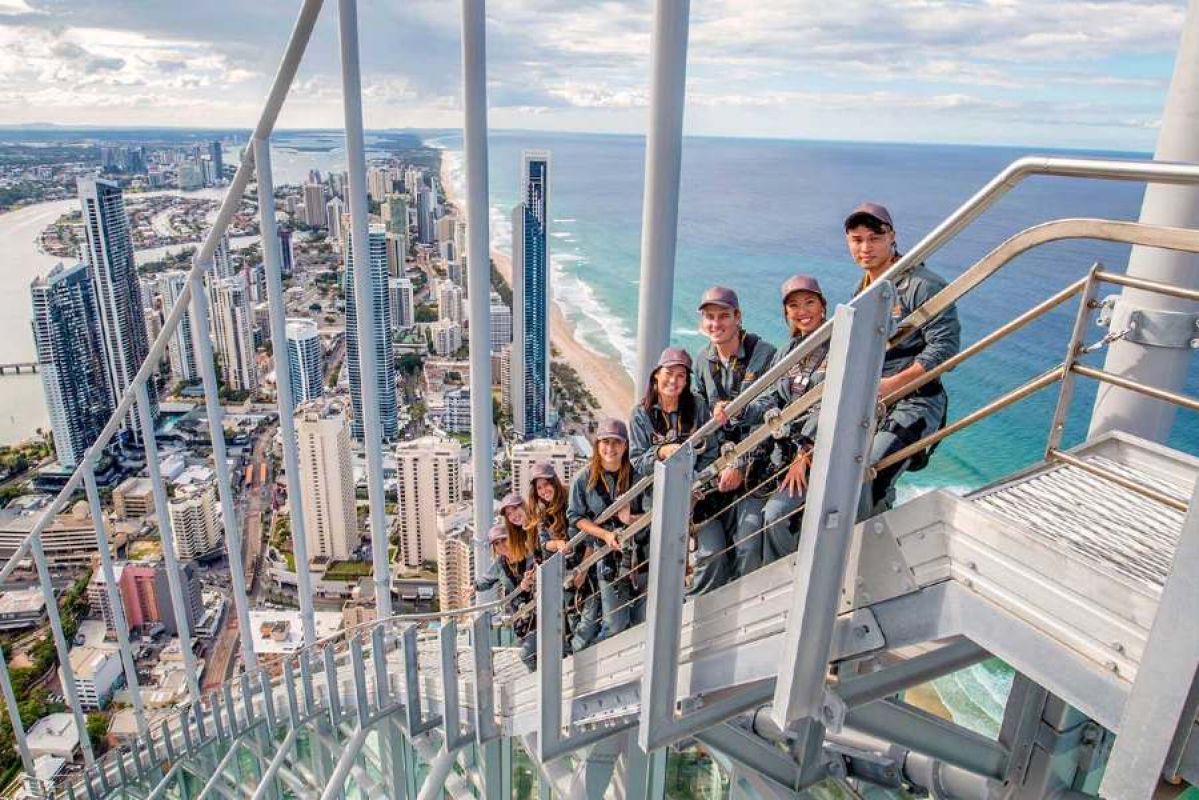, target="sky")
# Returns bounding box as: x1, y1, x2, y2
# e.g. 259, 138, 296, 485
0, 0, 1187, 149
